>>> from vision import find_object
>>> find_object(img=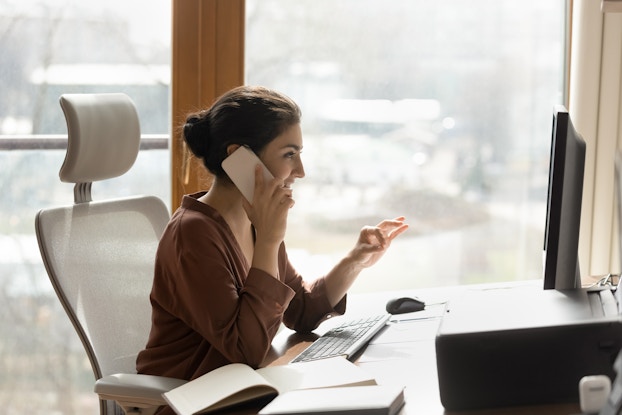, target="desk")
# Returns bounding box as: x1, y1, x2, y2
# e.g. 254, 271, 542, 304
261, 283, 583, 415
